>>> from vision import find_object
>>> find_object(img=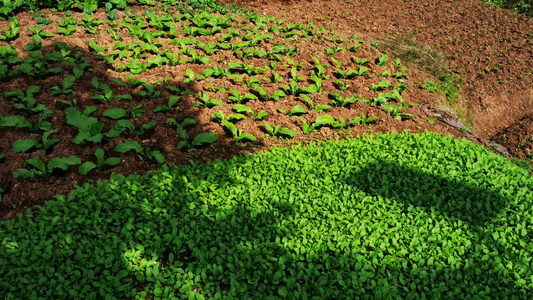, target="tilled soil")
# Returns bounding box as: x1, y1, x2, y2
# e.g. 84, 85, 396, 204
0, 0, 530, 220
220, 0, 533, 148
